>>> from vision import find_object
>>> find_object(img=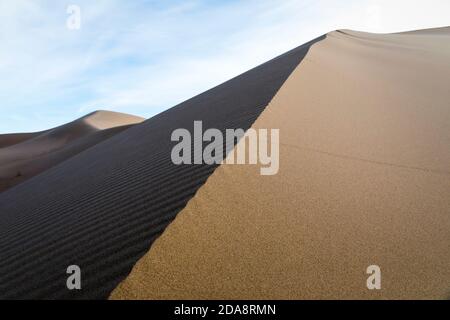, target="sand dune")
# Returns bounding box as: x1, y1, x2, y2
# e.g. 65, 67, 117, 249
0, 36, 320, 299
111, 27, 450, 299
0, 110, 144, 192
0, 27, 449, 300
0, 132, 42, 149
